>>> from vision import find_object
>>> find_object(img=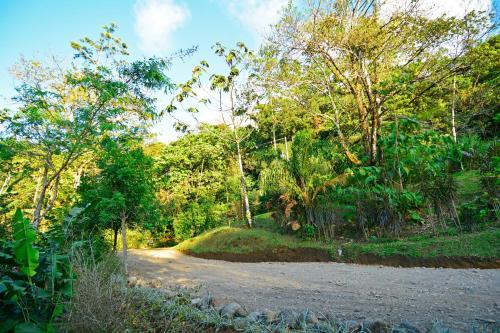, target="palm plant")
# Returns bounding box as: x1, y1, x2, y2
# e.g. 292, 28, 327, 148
259, 131, 345, 231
